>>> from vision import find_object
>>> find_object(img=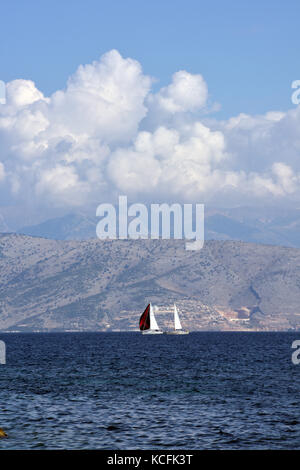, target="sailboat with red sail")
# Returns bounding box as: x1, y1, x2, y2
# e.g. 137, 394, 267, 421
139, 303, 163, 334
